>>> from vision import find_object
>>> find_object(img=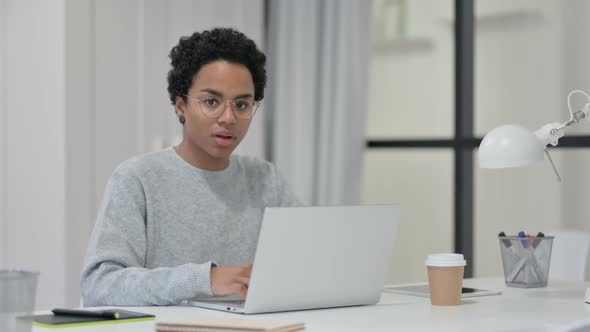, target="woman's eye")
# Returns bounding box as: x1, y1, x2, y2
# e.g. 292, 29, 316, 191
204, 98, 219, 107
235, 100, 250, 110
